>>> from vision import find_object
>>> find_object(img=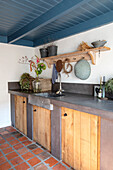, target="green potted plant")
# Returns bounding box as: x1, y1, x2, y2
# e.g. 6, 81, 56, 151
105, 78, 113, 99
